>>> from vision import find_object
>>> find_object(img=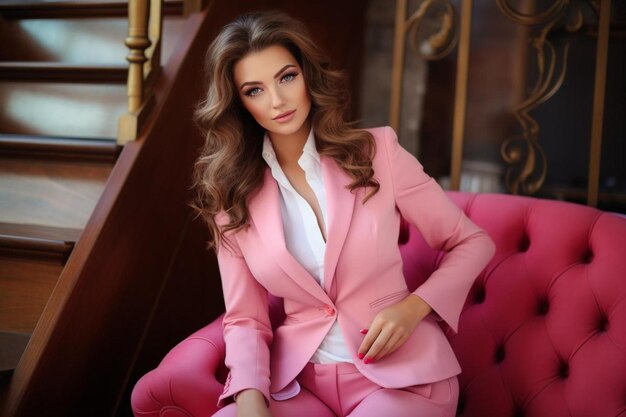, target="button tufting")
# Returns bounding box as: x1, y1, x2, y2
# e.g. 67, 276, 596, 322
513, 406, 524, 417
558, 361, 569, 379
582, 249, 594, 264
598, 315, 609, 332
537, 298, 549, 315
474, 285, 486, 304
494, 344, 506, 364
518, 236, 530, 252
